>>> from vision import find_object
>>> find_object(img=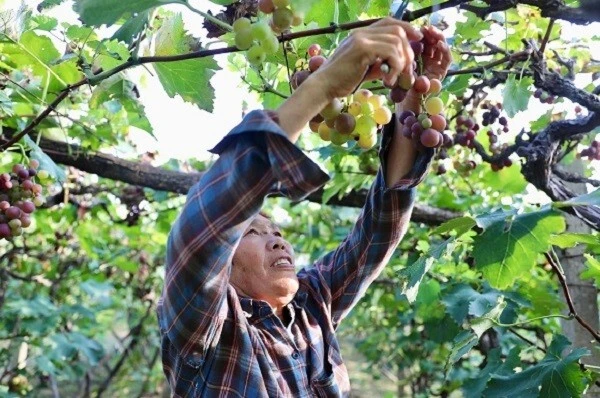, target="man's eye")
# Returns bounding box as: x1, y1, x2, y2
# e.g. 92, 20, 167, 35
274, 231, 282, 237
246, 229, 259, 236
